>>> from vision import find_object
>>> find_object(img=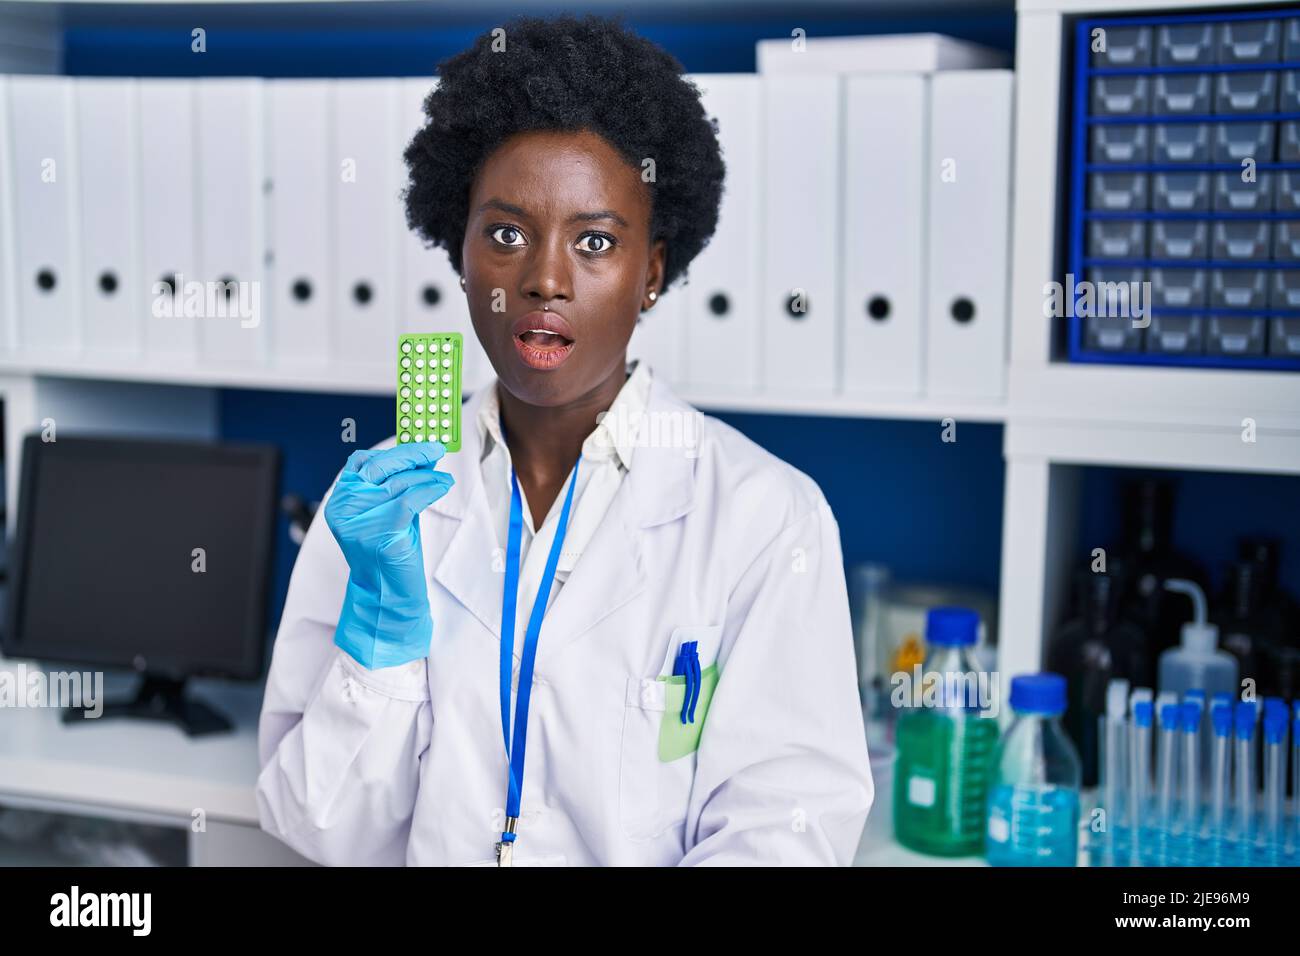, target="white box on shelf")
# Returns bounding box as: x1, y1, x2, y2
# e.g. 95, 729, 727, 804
331, 78, 399, 378
682, 73, 762, 394
75, 78, 142, 361
760, 73, 841, 396
841, 73, 928, 398
267, 80, 332, 367
138, 80, 199, 363
8, 75, 80, 356
924, 70, 1014, 400
196, 78, 266, 368
757, 33, 1007, 75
